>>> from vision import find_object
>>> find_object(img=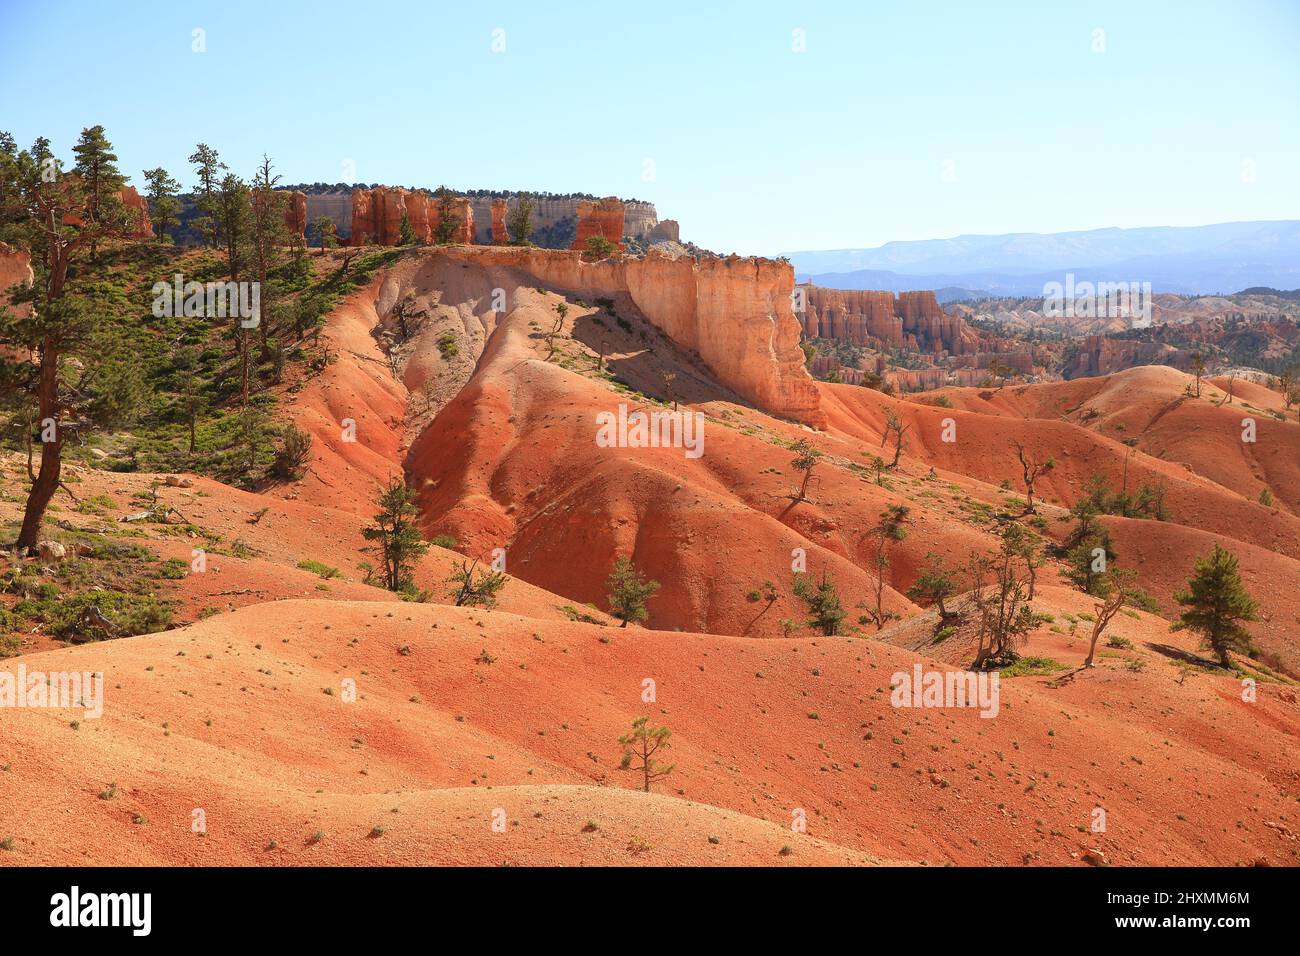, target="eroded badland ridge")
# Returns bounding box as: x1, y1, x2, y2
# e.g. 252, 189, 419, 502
1, 174, 1298, 868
